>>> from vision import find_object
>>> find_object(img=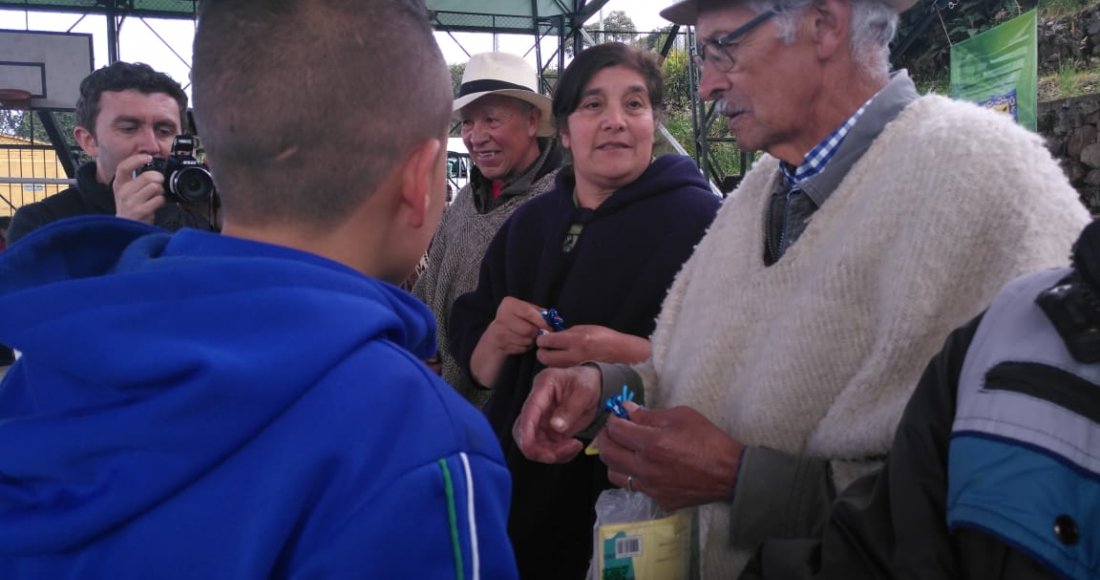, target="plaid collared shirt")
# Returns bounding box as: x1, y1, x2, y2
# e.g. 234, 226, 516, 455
766, 95, 876, 264
780, 100, 871, 187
